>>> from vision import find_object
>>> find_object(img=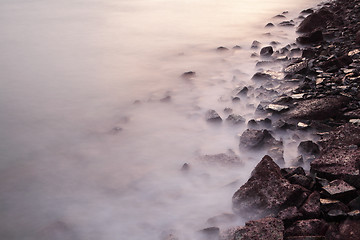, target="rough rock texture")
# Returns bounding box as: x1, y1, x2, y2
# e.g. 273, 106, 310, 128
299, 192, 321, 219
297, 8, 334, 33
284, 96, 350, 120
260, 46, 274, 57
317, 123, 360, 150
284, 219, 328, 237
232, 156, 305, 219
206, 110, 222, 122
239, 129, 282, 150
233, 217, 284, 240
